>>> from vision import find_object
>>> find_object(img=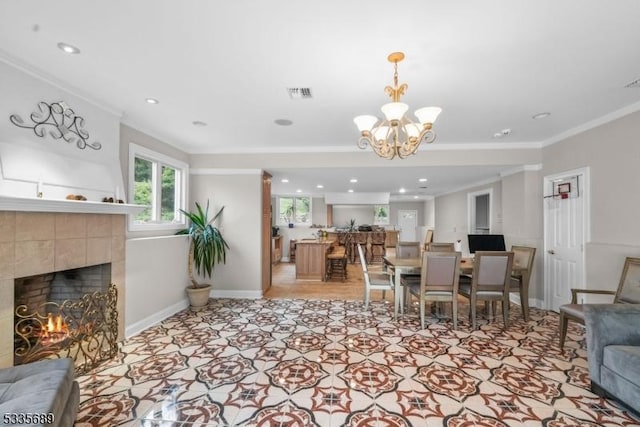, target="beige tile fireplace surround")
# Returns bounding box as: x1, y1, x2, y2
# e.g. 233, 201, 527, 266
0, 210, 126, 368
